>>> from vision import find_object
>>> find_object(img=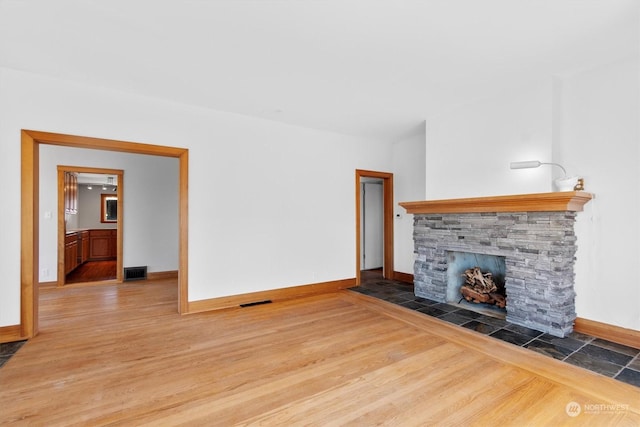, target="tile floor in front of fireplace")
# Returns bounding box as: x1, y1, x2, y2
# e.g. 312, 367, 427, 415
353, 270, 640, 389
